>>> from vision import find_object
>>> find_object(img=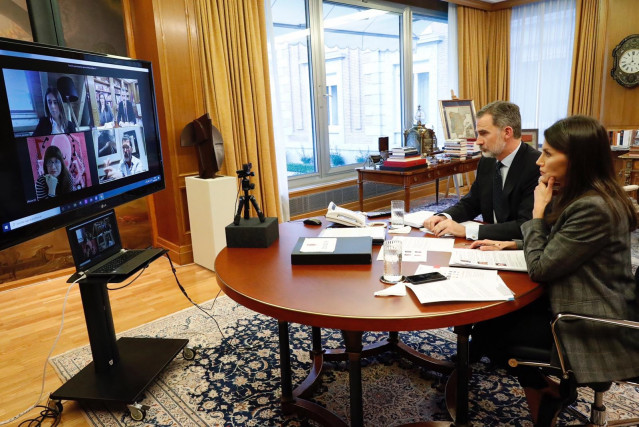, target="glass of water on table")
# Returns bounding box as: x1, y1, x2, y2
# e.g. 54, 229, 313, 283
390, 200, 405, 229
382, 239, 403, 283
